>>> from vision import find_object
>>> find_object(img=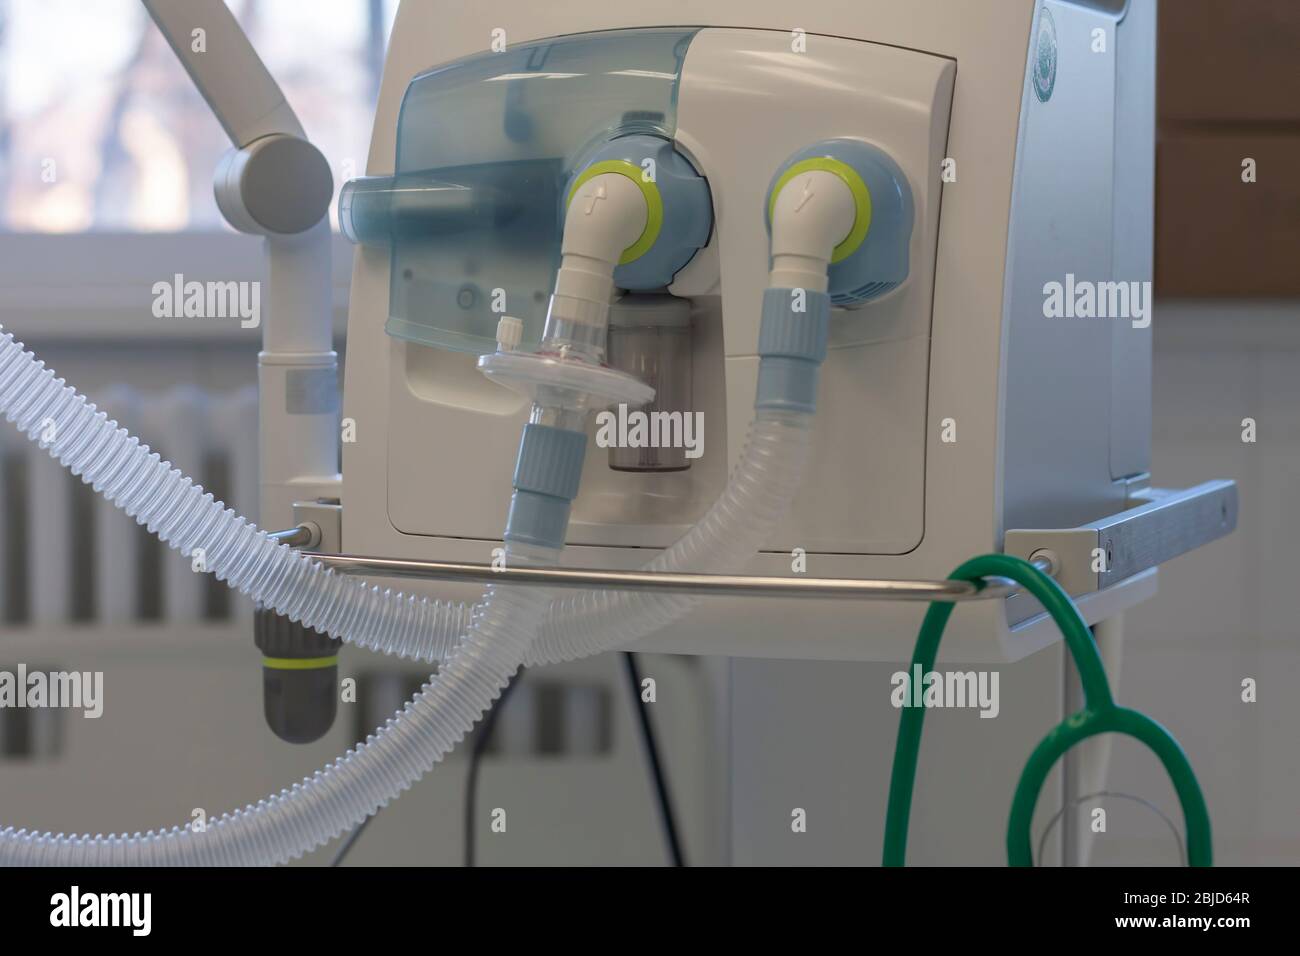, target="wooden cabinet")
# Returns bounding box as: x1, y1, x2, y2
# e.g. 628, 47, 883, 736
1156, 0, 1300, 297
